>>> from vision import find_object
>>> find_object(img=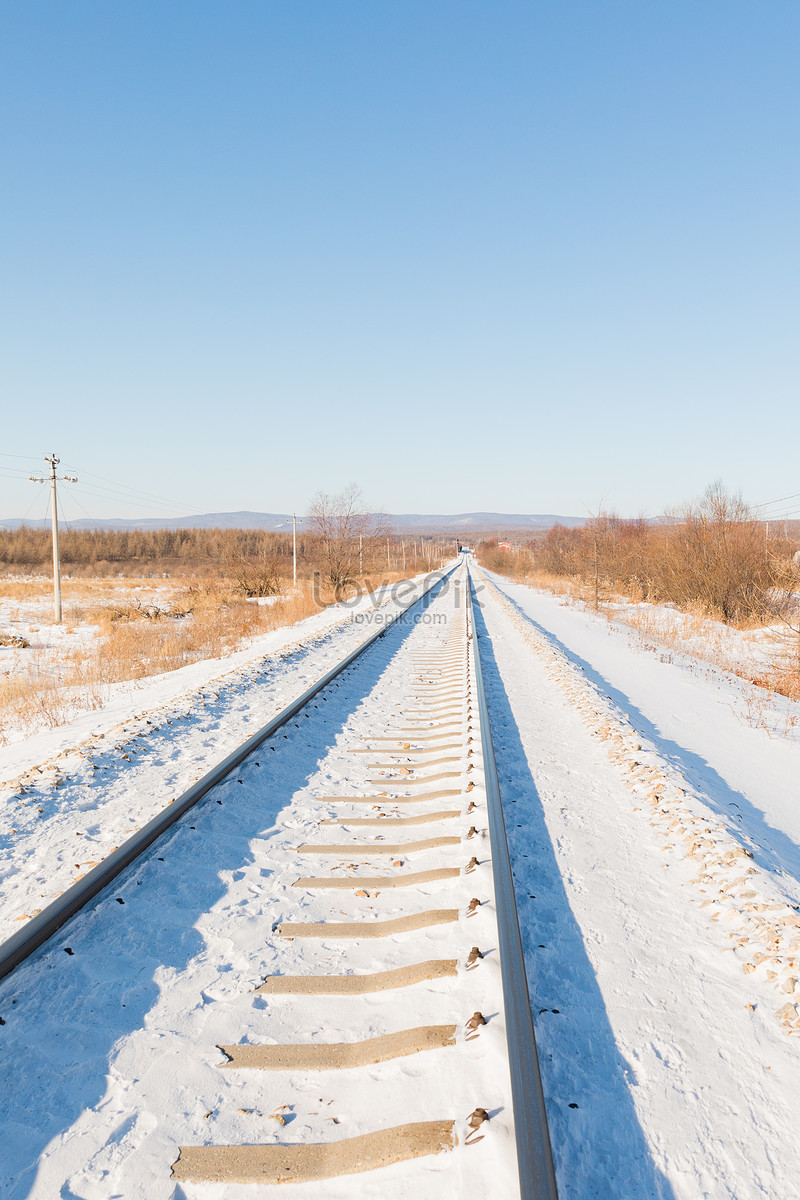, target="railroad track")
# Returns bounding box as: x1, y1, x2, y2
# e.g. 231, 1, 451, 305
0, 561, 557, 1198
